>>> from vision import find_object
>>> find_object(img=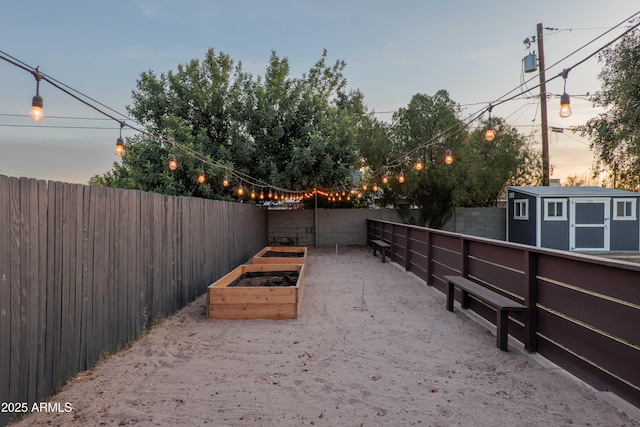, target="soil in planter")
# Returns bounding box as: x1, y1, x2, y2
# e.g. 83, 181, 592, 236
262, 251, 304, 258
227, 271, 299, 287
